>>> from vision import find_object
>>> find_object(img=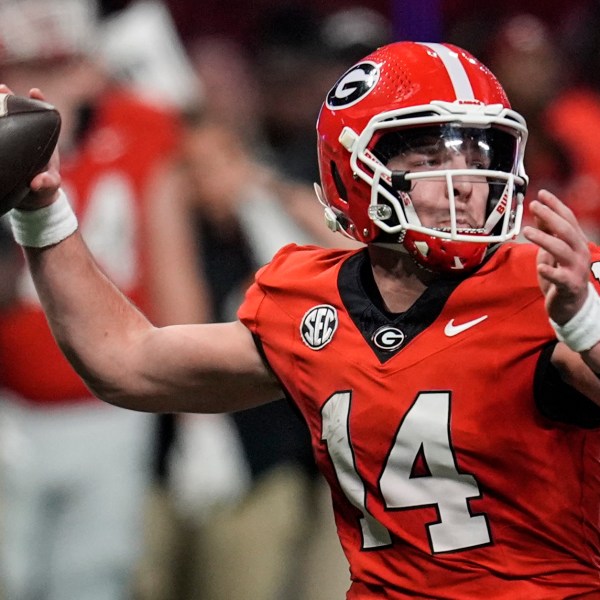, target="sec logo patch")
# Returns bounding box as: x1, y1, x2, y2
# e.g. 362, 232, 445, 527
301, 304, 338, 350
